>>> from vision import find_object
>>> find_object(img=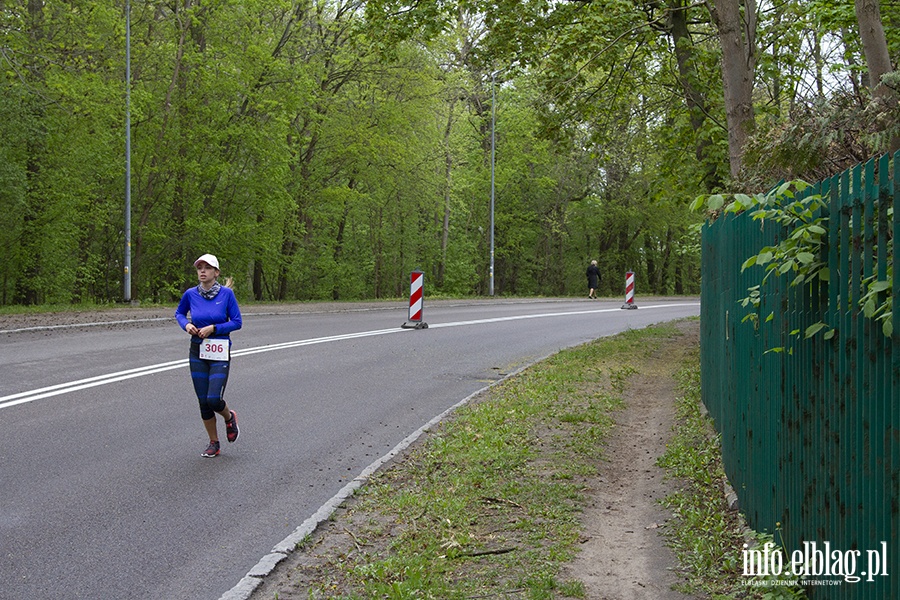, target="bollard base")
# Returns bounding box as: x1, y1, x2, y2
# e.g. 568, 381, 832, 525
401, 321, 429, 329
620, 303, 638, 310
